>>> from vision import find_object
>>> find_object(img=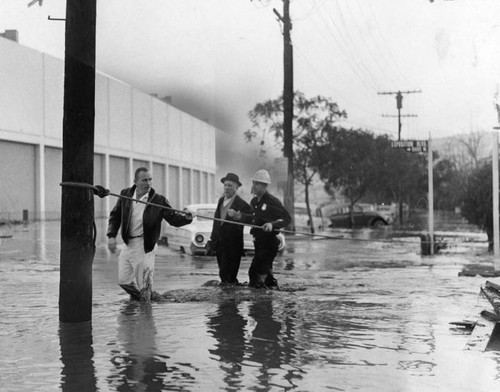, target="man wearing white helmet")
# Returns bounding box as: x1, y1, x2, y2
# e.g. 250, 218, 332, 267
242, 169, 291, 288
